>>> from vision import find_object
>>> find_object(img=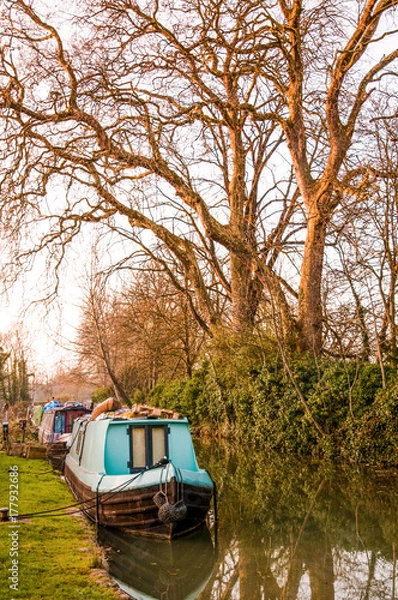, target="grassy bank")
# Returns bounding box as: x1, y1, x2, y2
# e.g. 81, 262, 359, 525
0, 453, 122, 600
